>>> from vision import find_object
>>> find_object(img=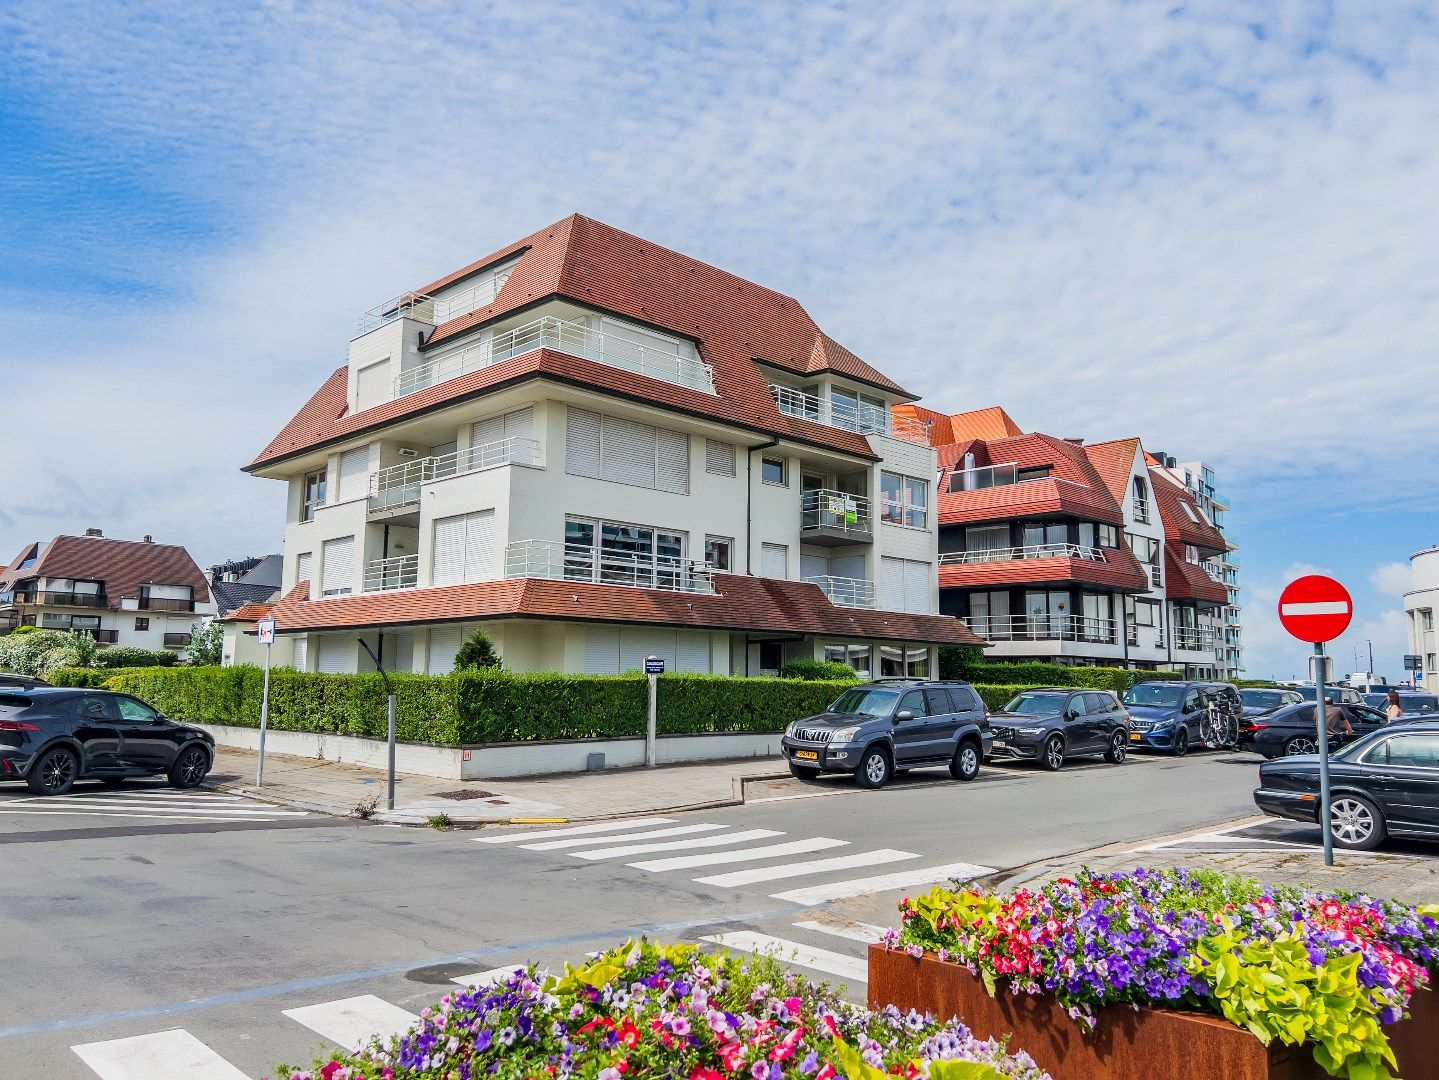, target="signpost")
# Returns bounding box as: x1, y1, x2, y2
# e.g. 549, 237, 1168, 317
255, 617, 276, 787
357, 638, 398, 811
644, 655, 664, 768
1277, 575, 1354, 866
